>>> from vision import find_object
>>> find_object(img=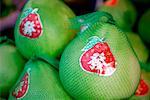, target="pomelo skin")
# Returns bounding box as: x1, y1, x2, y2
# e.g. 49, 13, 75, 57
59, 18, 141, 99
138, 9, 150, 43
15, 0, 76, 59
98, 0, 137, 31
126, 32, 149, 63
0, 43, 26, 97
129, 69, 150, 100
8, 58, 72, 100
